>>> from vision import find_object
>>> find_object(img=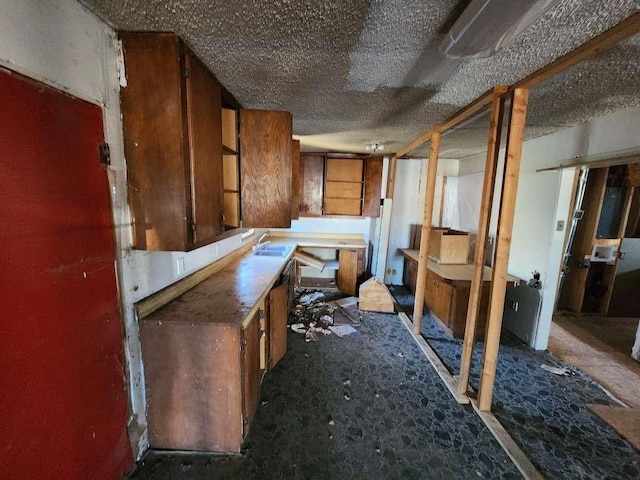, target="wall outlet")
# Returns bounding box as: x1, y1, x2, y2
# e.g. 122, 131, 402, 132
510, 300, 519, 312
556, 220, 565, 231
176, 257, 185, 275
